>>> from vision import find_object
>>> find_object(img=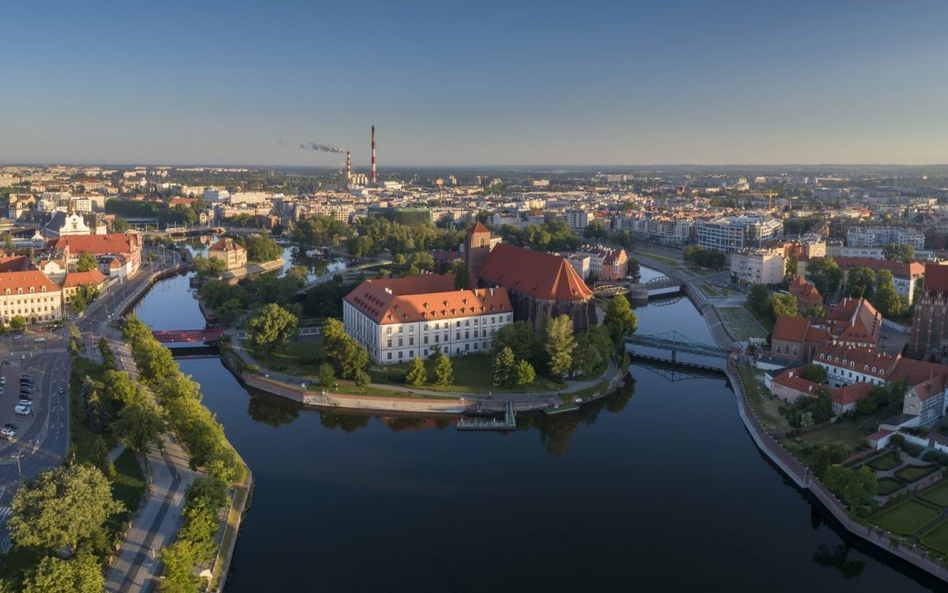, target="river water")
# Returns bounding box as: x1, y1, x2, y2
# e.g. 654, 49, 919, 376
131, 257, 940, 592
